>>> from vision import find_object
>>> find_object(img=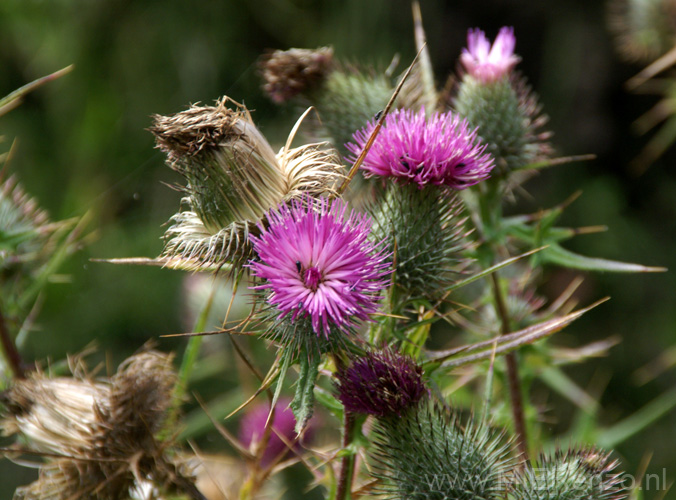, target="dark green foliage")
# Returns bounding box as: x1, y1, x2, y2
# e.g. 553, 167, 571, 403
370, 402, 514, 500
511, 448, 627, 500
369, 183, 468, 304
